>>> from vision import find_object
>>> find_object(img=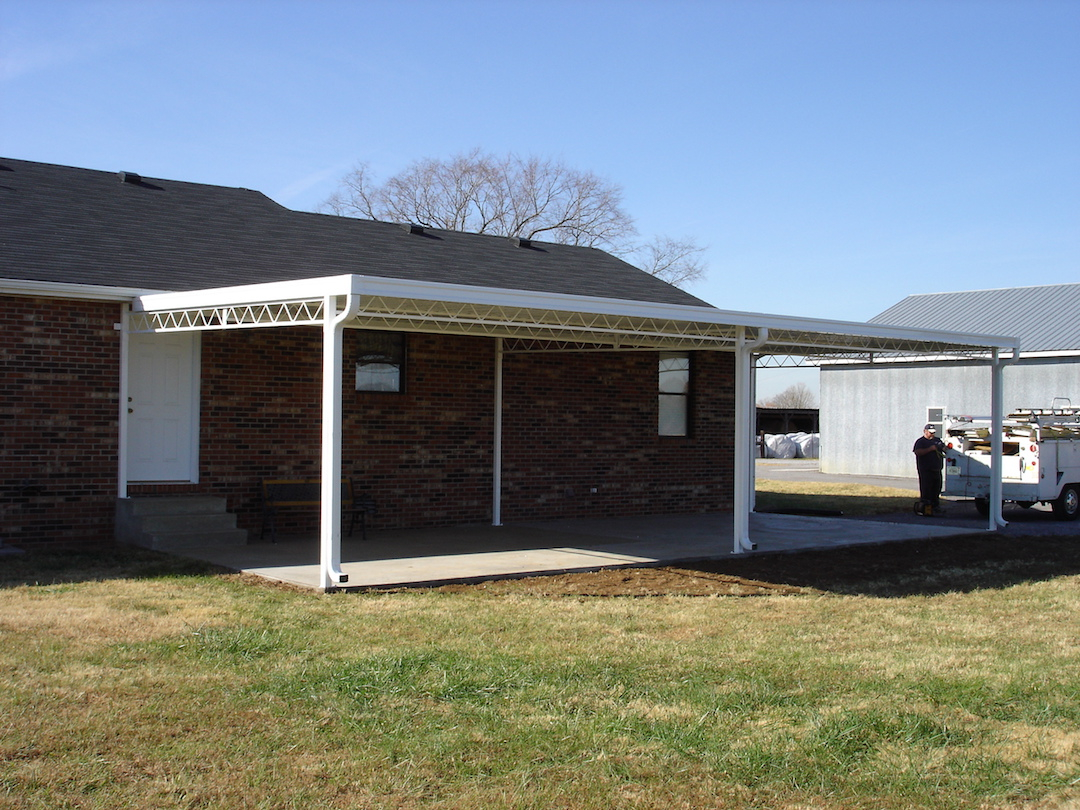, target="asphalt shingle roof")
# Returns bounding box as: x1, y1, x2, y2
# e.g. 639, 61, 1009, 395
870, 283, 1080, 353
0, 157, 708, 308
